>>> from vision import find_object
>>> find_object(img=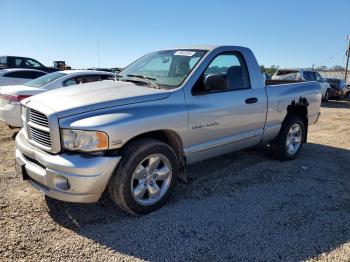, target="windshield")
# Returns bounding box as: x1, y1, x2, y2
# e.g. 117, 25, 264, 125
118, 49, 207, 89
273, 70, 300, 80
25, 72, 66, 87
